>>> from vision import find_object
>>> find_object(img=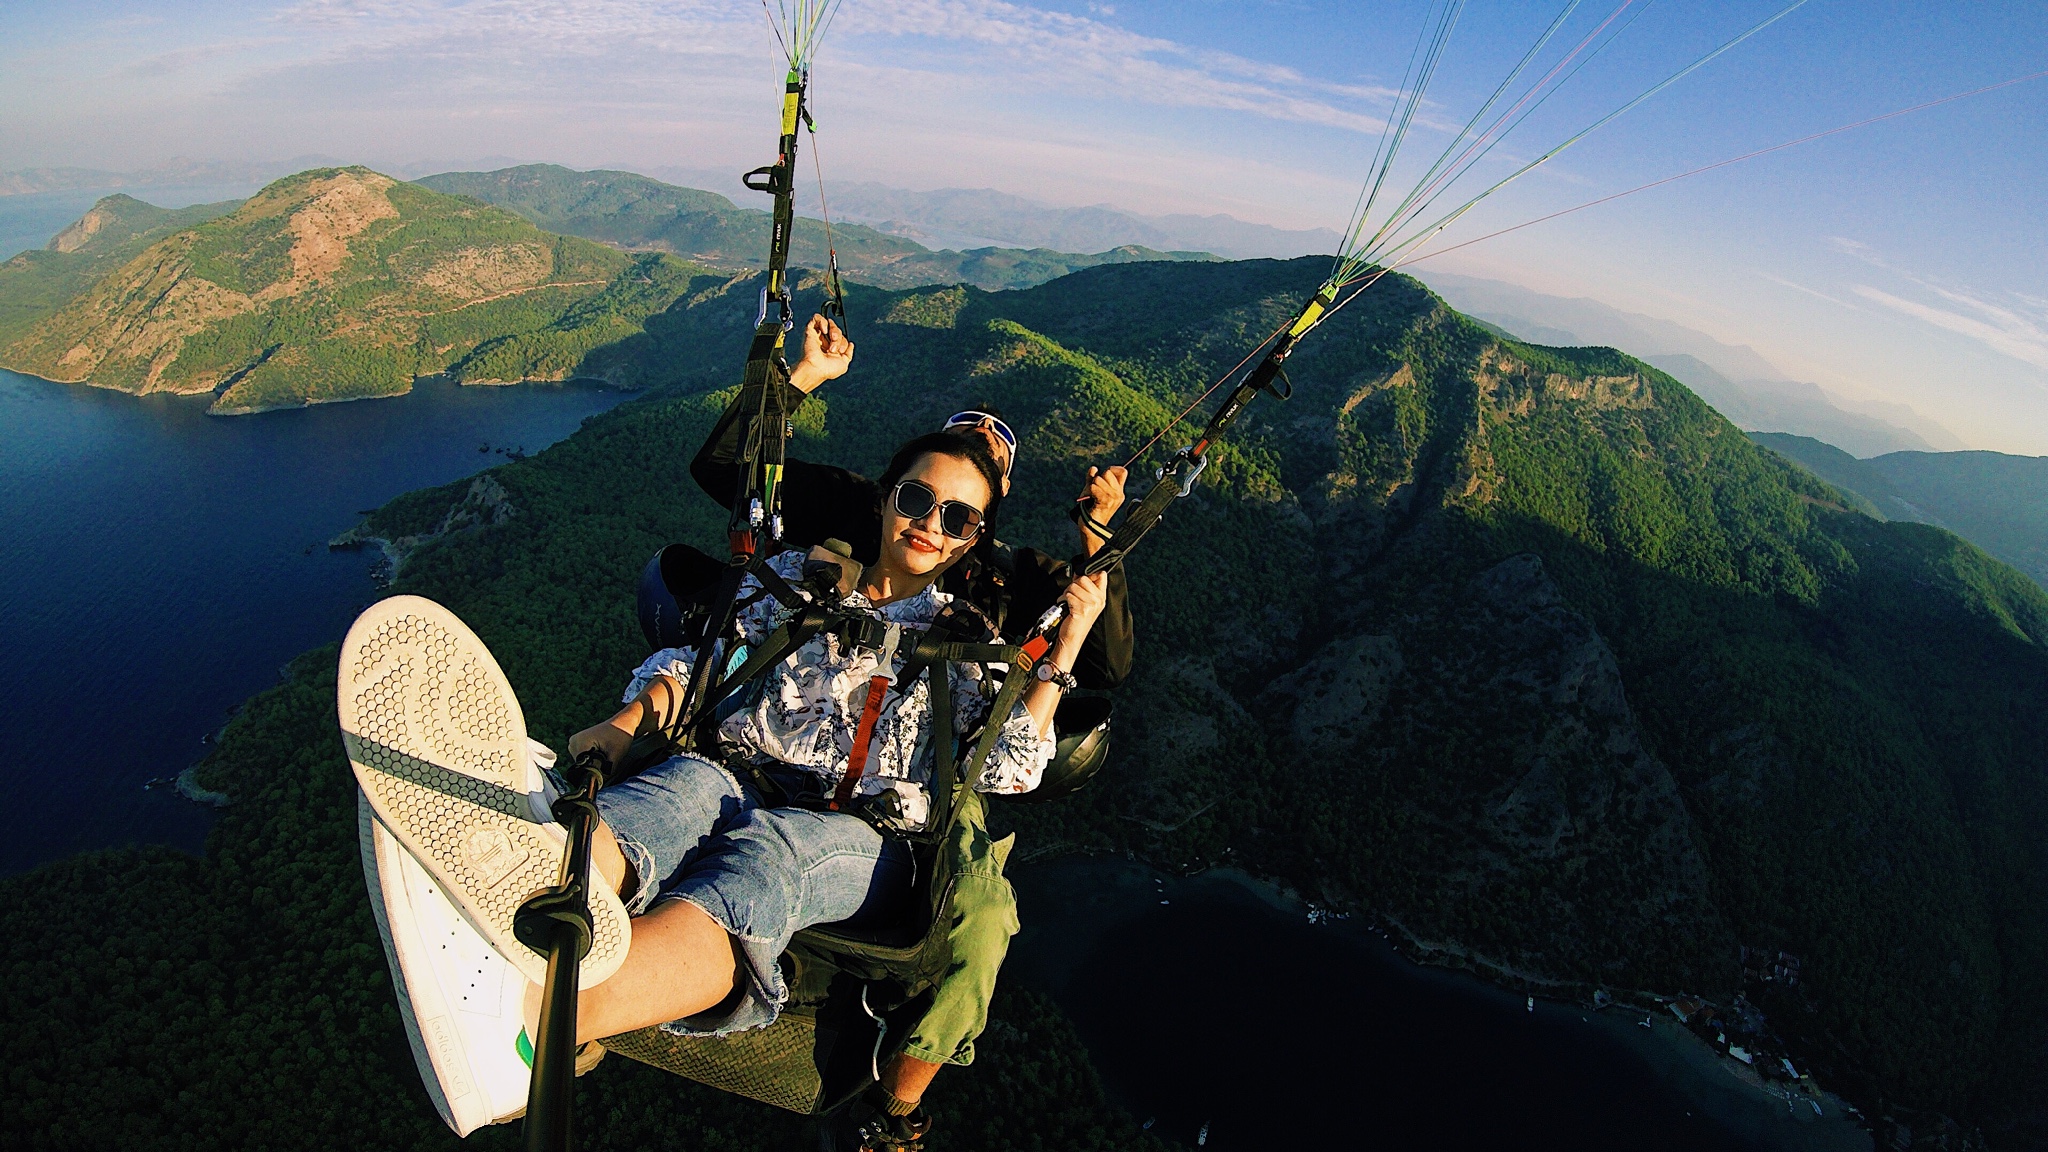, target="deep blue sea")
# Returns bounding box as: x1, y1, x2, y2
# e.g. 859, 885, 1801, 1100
0, 369, 631, 873
1009, 858, 1873, 1152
